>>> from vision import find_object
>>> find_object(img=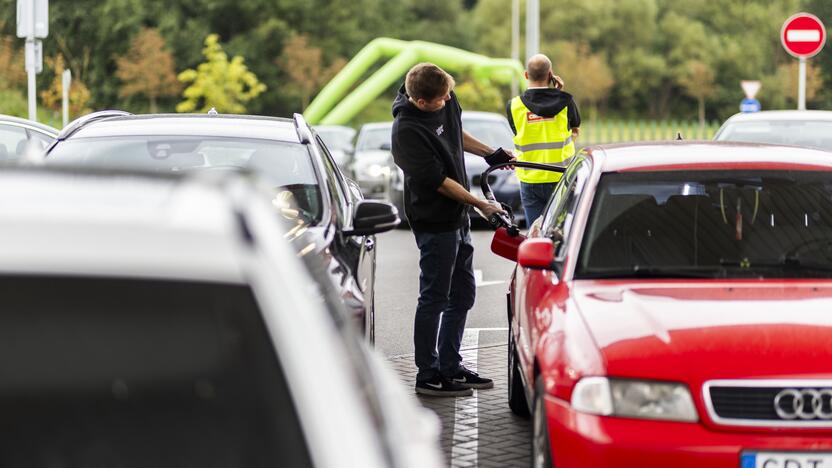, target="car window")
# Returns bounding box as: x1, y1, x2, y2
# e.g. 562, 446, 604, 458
461, 117, 514, 151
0, 125, 29, 161
356, 127, 392, 153
315, 136, 349, 220
716, 120, 832, 151
0, 275, 313, 468
577, 169, 832, 279
540, 158, 591, 257
316, 127, 355, 151
47, 136, 323, 224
